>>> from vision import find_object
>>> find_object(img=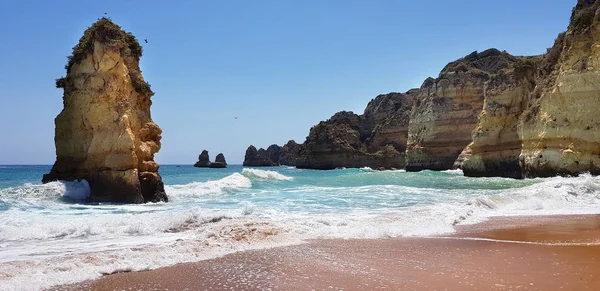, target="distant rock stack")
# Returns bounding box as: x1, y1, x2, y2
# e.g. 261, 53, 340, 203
194, 150, 227, 168
194, 150, 211, 167
42, 18, 167, 203
210, 153, 227, 168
